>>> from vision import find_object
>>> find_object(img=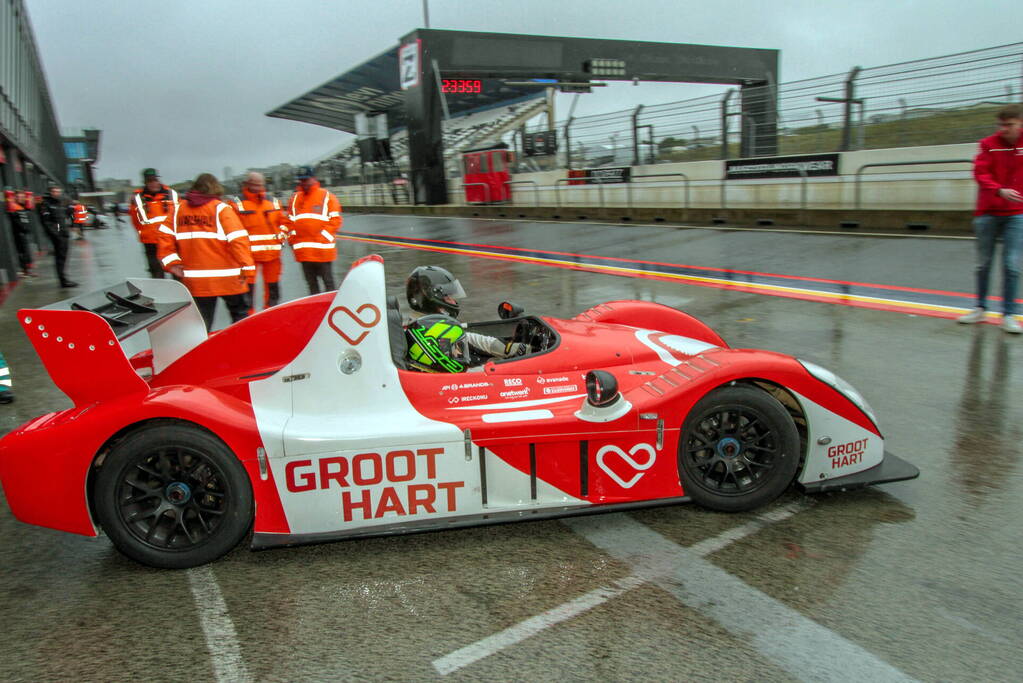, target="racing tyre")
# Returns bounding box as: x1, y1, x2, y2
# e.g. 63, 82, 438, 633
678, 385, 800, 512
95, 424, 253, 568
